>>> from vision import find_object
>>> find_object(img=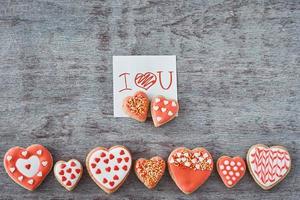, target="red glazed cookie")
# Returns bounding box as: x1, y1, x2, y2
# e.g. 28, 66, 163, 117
168, 147, 213, 194
217, 156, 246, 188
3, 144, 53, 191
123, 91, 149, 122
151, 96, 179, 127
247, 144, 291, 190
86, 145, 132, 194
135, 156, 166, 189
54, 159, 83, 191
